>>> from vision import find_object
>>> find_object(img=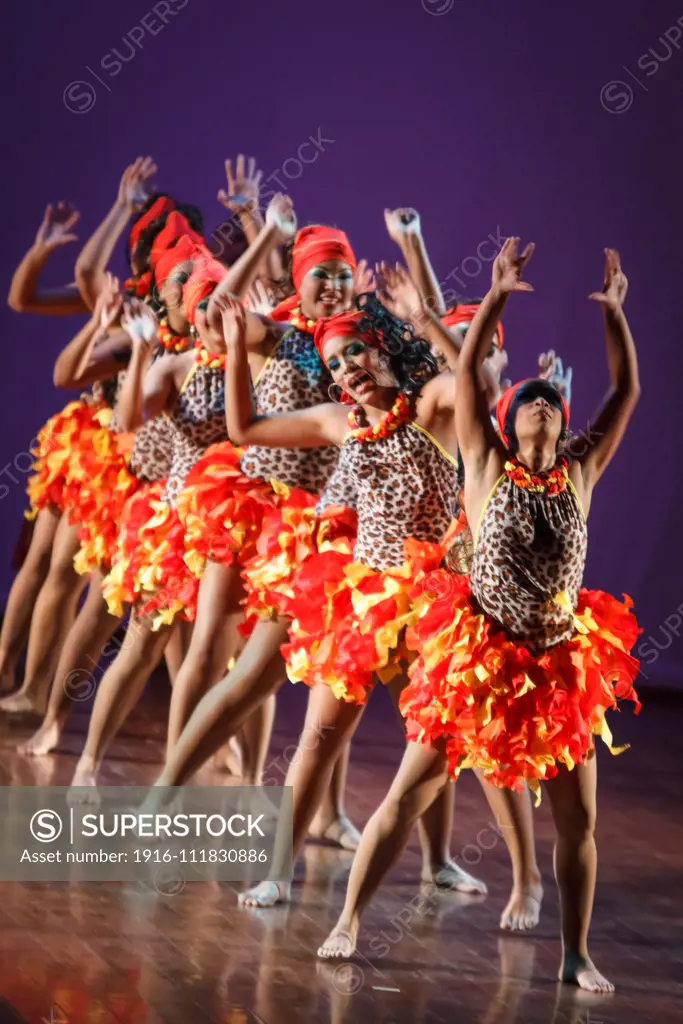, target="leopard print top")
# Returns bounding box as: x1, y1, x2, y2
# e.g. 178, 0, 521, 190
128, 416, 174, 483
239, 327, 338, 495
470, 467, 587, 651
317, 421, 459, 571
162, 363, 228, 506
